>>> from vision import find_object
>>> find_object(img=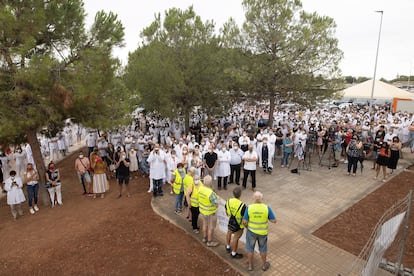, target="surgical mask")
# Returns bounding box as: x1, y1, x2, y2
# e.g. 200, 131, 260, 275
178, 168, 184, 173
194, 180, 200, 185
79, 155, 84, 159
